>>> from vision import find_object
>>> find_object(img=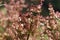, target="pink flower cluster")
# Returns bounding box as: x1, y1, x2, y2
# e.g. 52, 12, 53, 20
0, 0, 60, 40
